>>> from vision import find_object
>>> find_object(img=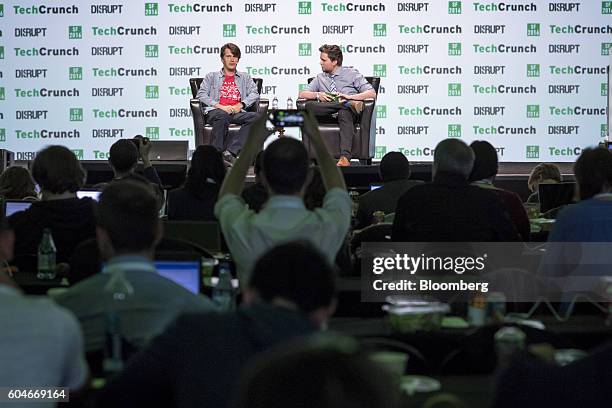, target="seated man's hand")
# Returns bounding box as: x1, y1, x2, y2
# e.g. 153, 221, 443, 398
215, 105, 236, 114
337, 93, 353, 102
318, 92, 335, 102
